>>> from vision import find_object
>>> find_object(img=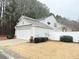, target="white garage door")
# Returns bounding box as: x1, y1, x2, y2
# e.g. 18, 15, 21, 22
15, 29, 31, 41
